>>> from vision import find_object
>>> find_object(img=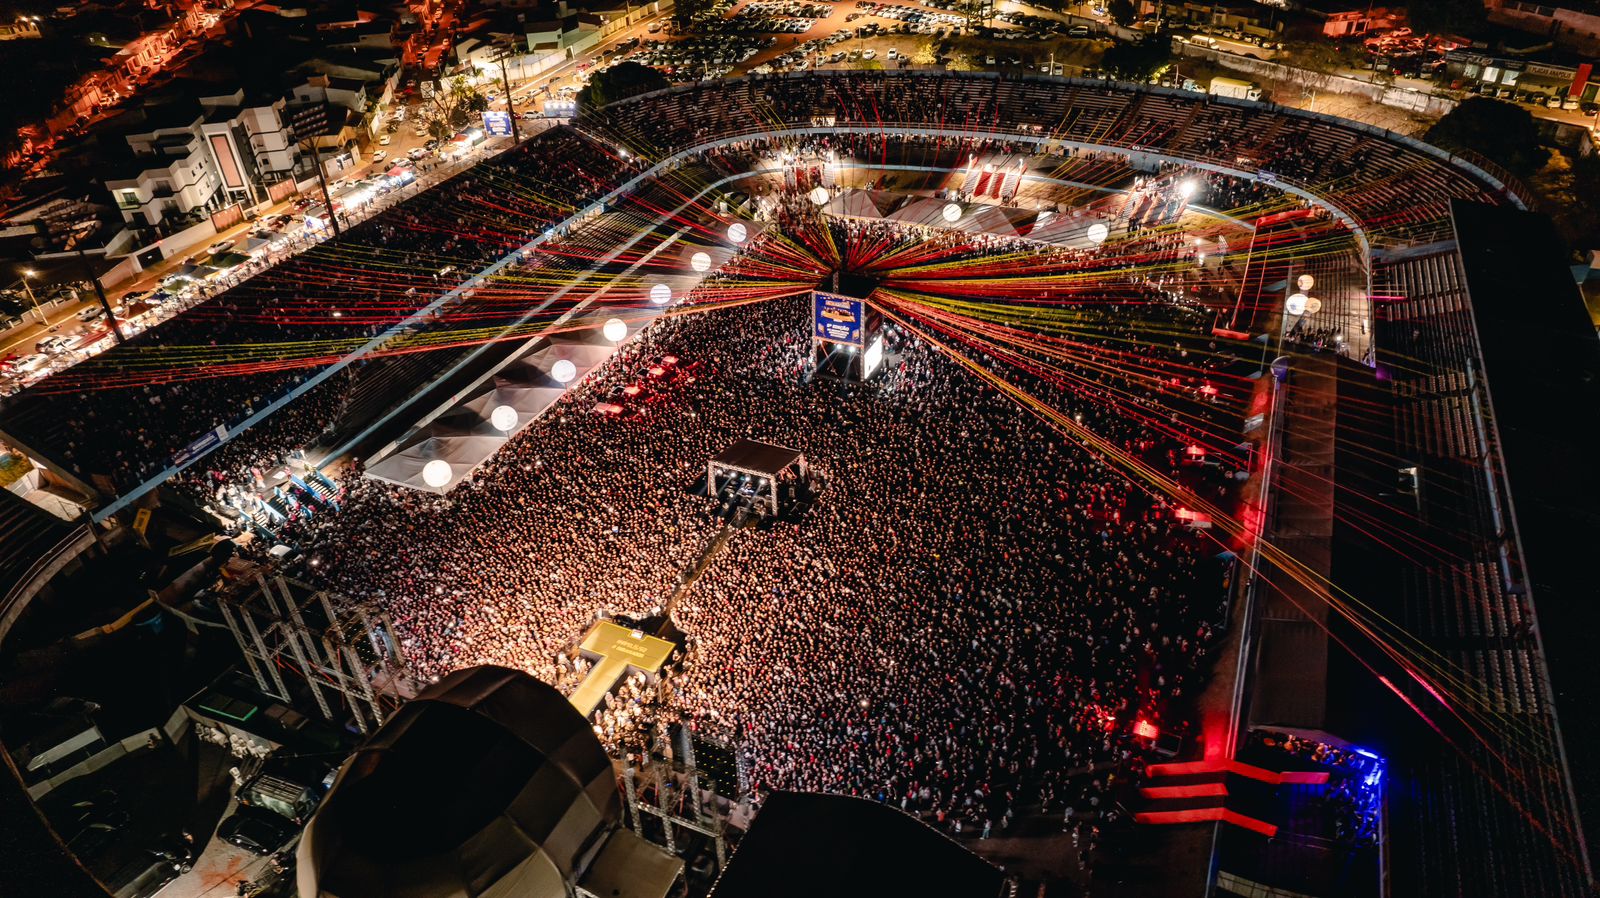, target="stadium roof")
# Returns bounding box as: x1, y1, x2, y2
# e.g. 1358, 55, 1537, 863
1450, 199, 1600, 862
707, 791, 1006, 898
708, 439, 804, 478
